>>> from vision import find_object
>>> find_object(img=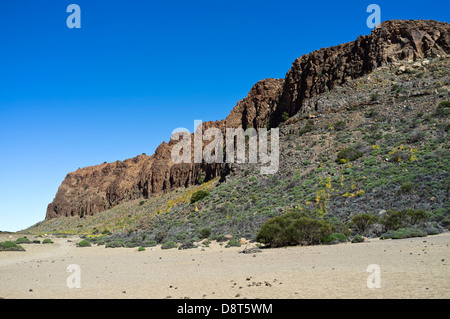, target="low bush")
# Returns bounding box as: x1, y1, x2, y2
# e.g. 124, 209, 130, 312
382, 227, 427, 239
105, 239, 124, 248
351, 235, 365, 243
76, 240, 91, 247
256, 212, 332, 247
397, 182, 414, 195
381, 209, 429, 231
141, 240, 157, 247
161, 241, 178, 250
198, 227, 212, 239
138, 246, 146, 252
225, 237, 241, 248
434, 101, 450, 117
335, 147, 363, 164
322, 233, 347, 245
190, 190, 210, 204
0, 241, 25, 251
42, 238, 54, 244
15, 237, 31, 244
351, 213, 379, 234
